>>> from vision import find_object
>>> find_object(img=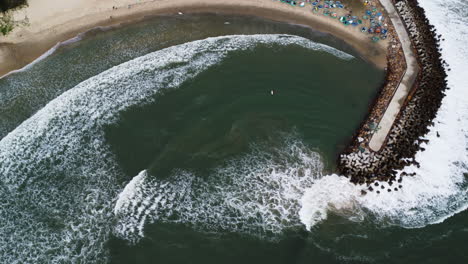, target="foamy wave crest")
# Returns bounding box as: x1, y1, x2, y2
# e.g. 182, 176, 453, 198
300, 169, 467, 230
300, 0, 468, 230
0, 33, 351, 83
0, 34, 348, 262
114, 137, 323, 243
299, 175, 364, 230
0, 30, 90, 79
